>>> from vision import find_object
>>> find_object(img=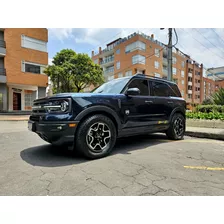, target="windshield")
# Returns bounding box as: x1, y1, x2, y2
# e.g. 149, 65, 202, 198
92, 77, 131, 94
